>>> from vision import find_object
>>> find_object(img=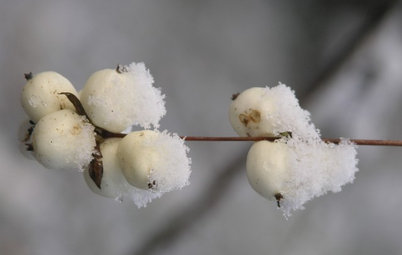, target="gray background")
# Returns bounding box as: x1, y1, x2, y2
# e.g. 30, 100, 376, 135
1, 1, 402, 254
